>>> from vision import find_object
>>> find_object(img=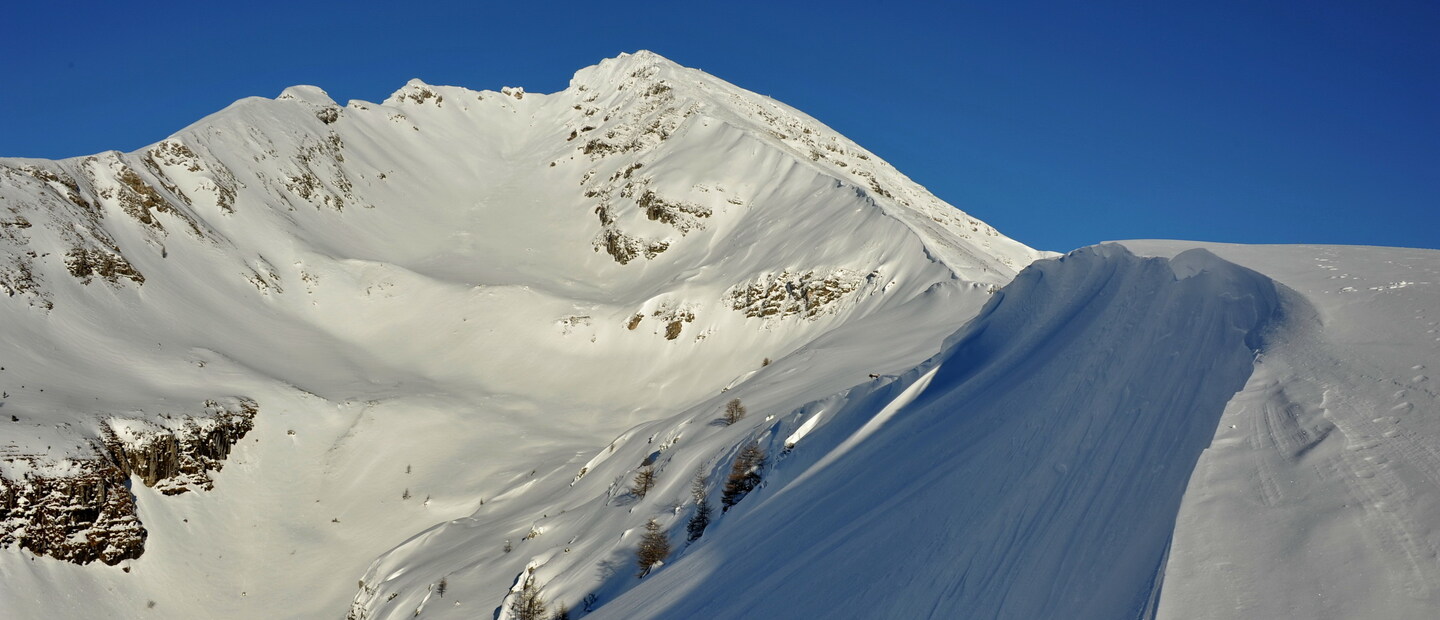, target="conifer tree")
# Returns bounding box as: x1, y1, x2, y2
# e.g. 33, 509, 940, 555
722, 398, 747, 425
687, 470, 711, 541
630, 464, 656, 498
722, 442, 765, 512
636, 518, 671, 578
509, 574, 547, 620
